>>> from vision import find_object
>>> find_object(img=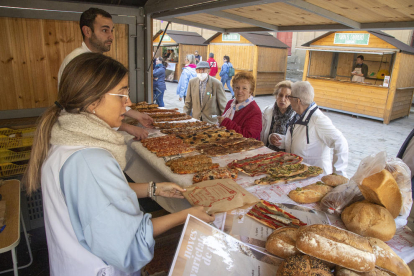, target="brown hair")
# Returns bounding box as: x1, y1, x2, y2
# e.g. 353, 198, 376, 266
23, 53, 128, 195
273, 80, 292, 96
80, 8, 112, 40
232, 71, 256, 95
